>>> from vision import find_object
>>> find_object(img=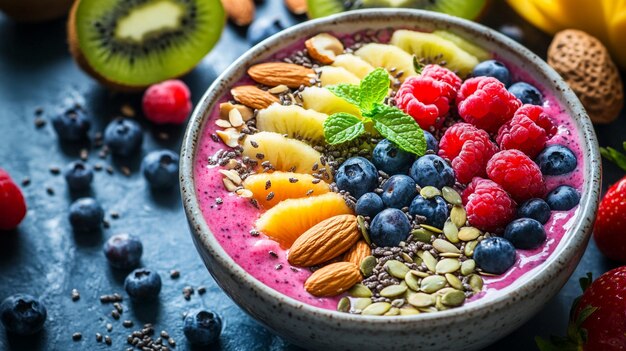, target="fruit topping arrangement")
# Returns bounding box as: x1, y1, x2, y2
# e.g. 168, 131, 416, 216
205, 28, 582, 316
